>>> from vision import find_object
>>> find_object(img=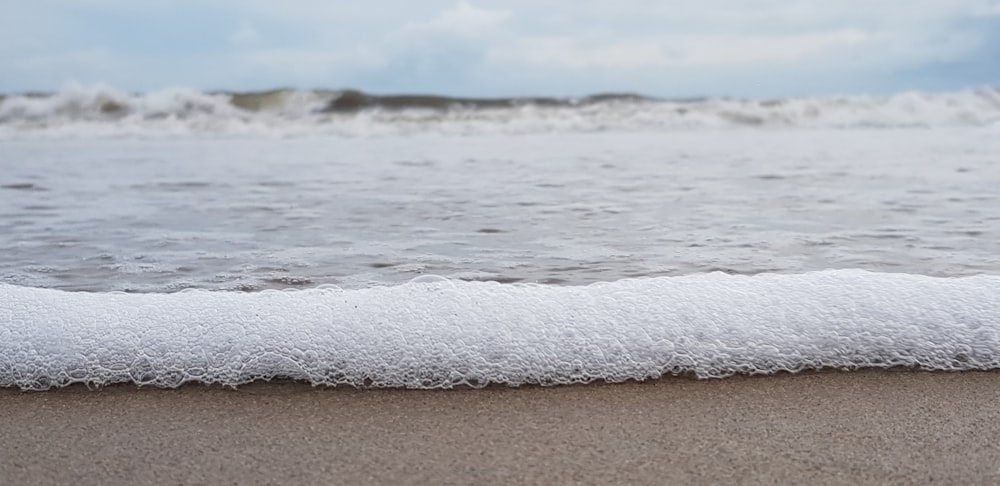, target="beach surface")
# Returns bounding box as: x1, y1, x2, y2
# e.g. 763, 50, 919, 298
4, 371, 1000, 485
